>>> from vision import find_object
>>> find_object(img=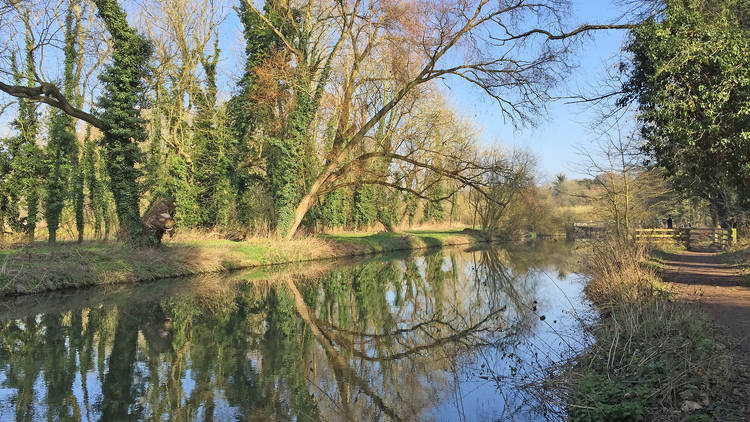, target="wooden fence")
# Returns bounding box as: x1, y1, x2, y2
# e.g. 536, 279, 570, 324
635, 227, 737, 249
